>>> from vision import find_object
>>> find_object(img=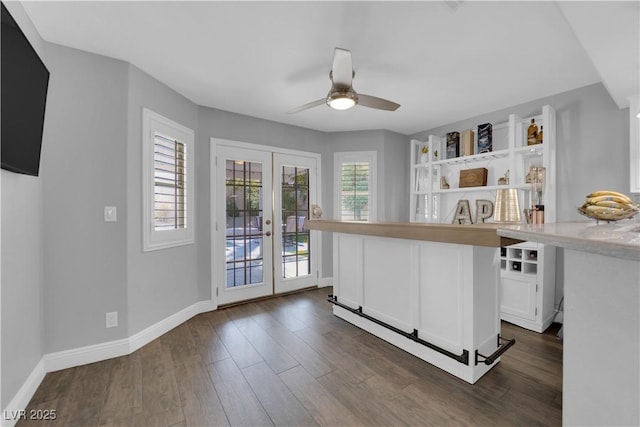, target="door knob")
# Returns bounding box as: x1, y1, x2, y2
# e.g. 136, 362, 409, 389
265, 231, 272, 237
265, 219, 271, 225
